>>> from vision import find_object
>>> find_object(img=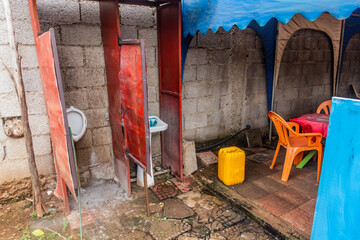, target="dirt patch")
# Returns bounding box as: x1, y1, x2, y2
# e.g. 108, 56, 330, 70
0, 174, 56, 202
